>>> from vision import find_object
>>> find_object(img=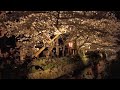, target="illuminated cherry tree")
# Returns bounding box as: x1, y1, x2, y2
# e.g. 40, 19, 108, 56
0, 11, 120, 60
